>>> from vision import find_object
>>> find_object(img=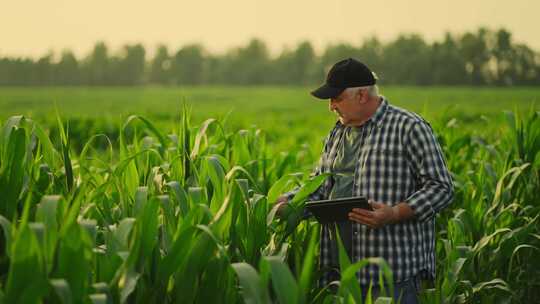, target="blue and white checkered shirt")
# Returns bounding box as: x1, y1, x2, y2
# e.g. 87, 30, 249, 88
285, 97, 454, 286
